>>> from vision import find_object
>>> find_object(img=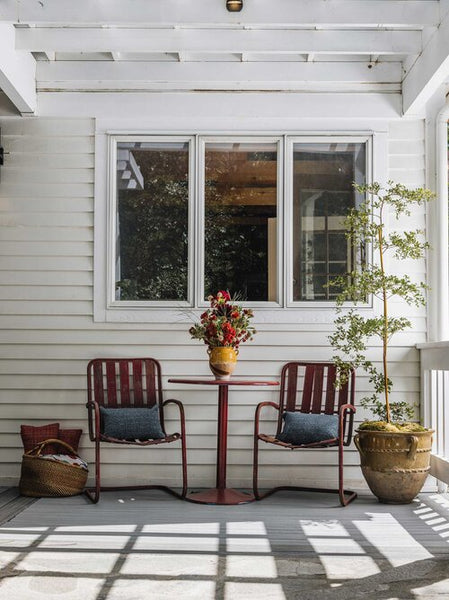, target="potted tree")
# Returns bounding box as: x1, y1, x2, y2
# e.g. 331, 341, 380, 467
329, 181, 435, 503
